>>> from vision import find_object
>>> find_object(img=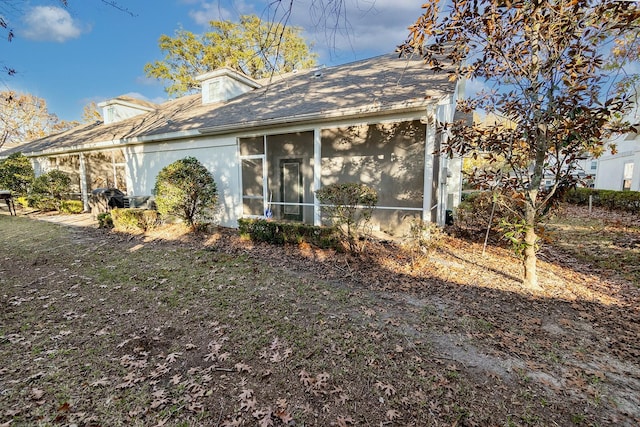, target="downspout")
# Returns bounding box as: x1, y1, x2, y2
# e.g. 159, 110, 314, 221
432, 114, 442, 224
422, 103, 437, 223
79, 152, 89, 212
